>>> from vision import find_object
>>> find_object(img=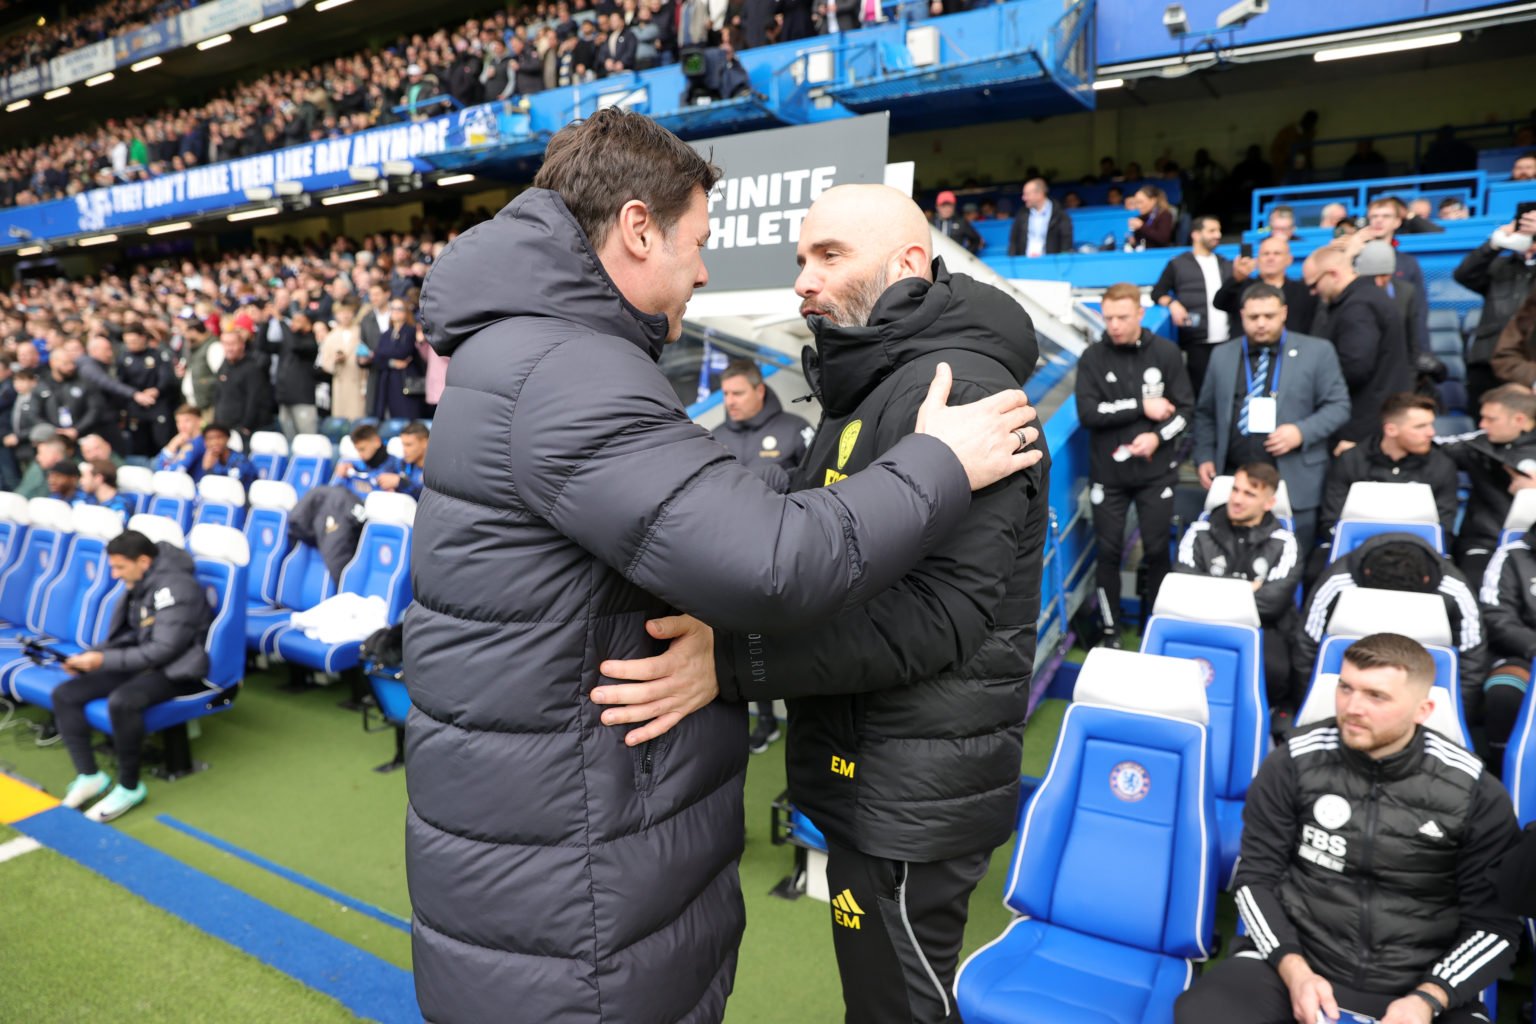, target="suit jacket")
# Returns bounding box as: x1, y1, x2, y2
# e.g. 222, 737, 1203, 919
603, 28, 637, 69
1007, 204, 1073, 256
1192, 332, 1351, 511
